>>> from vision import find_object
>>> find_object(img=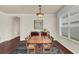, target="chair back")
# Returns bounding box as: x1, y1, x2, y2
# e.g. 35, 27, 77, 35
41, 32, 47, 36
31, 32, 39, 36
